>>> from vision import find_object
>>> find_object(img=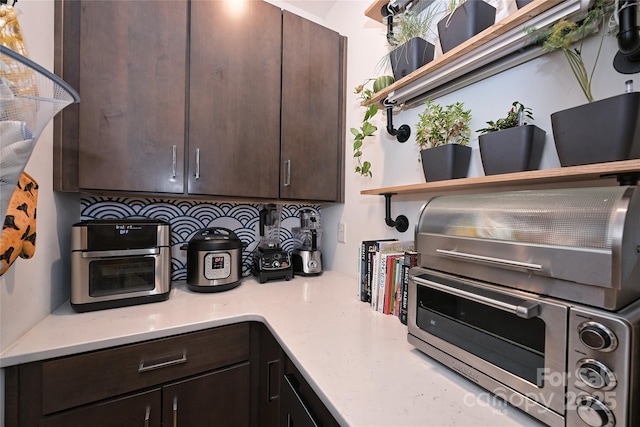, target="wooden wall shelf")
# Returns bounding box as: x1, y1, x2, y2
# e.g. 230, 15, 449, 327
365, 0, 388, 22
360, 160, 640, 196
362, 0, 576, 107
